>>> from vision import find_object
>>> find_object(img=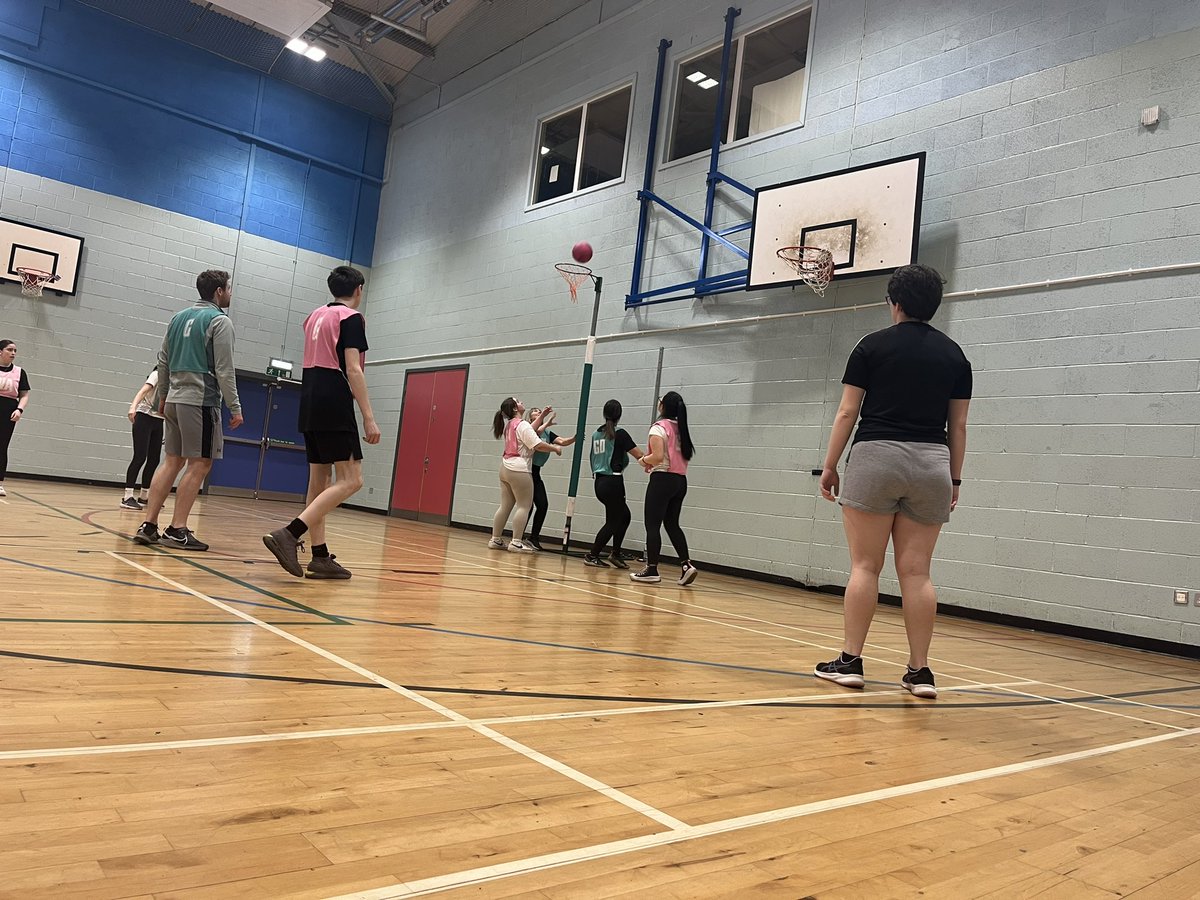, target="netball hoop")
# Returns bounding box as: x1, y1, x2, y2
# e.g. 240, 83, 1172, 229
15, 267, 60, 297
775, 247, 834, 297
555, 262, 595, 304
